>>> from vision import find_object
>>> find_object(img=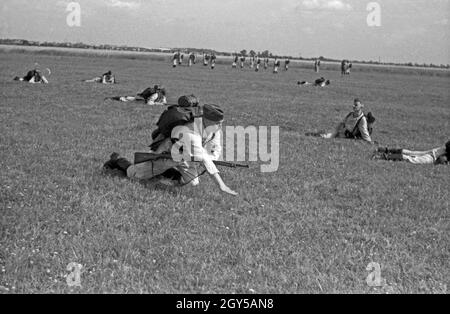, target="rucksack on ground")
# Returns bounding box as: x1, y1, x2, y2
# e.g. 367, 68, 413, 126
150, 95, 201, 151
